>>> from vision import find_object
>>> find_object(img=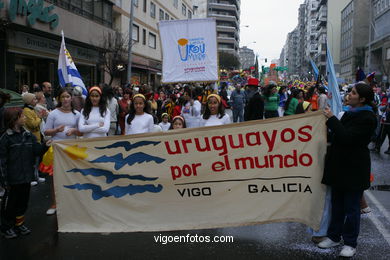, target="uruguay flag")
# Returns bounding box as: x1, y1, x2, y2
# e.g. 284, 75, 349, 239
326, 42, 342, 116
58, 31, 87, 96
310, 58, 319, 81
